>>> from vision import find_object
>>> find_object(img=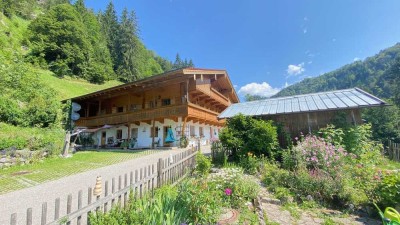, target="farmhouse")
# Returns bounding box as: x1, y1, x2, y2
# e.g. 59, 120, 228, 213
218, 88, 387, 141
70, 68, 239, 148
